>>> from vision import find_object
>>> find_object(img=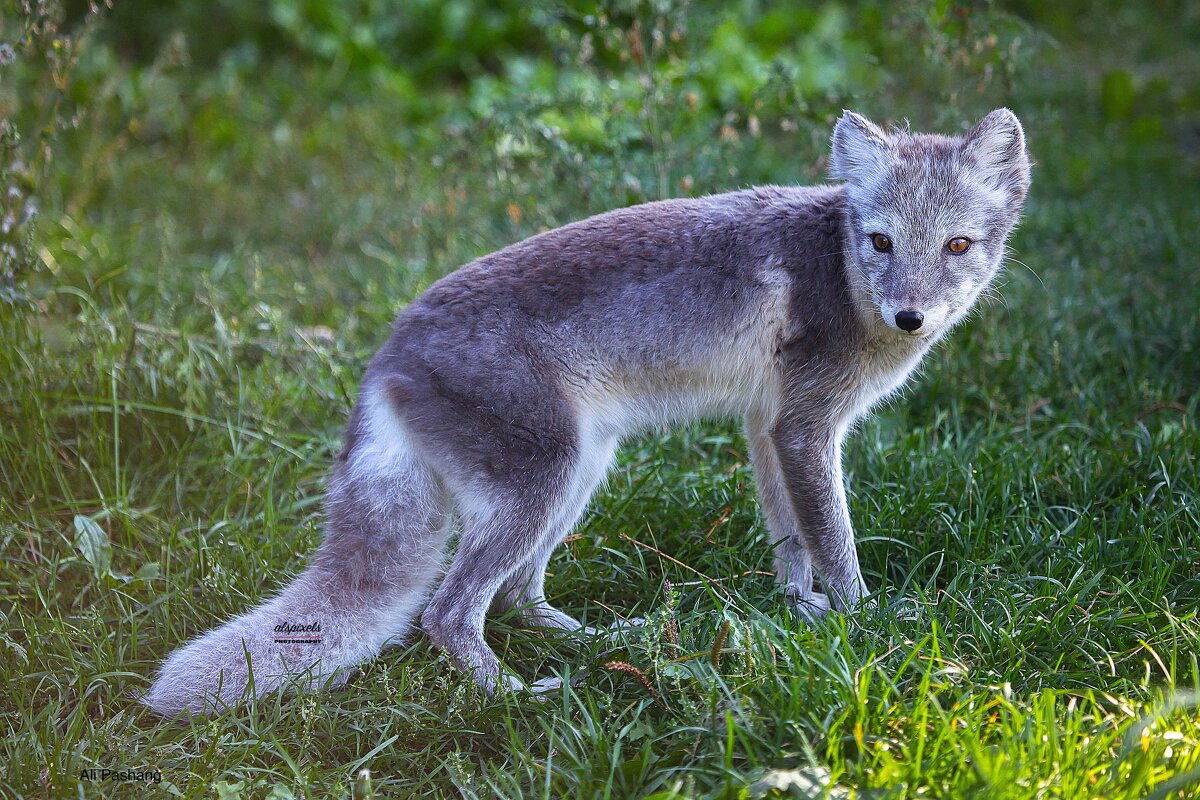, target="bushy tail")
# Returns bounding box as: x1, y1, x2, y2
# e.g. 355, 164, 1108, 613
143, 400, 451, 718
